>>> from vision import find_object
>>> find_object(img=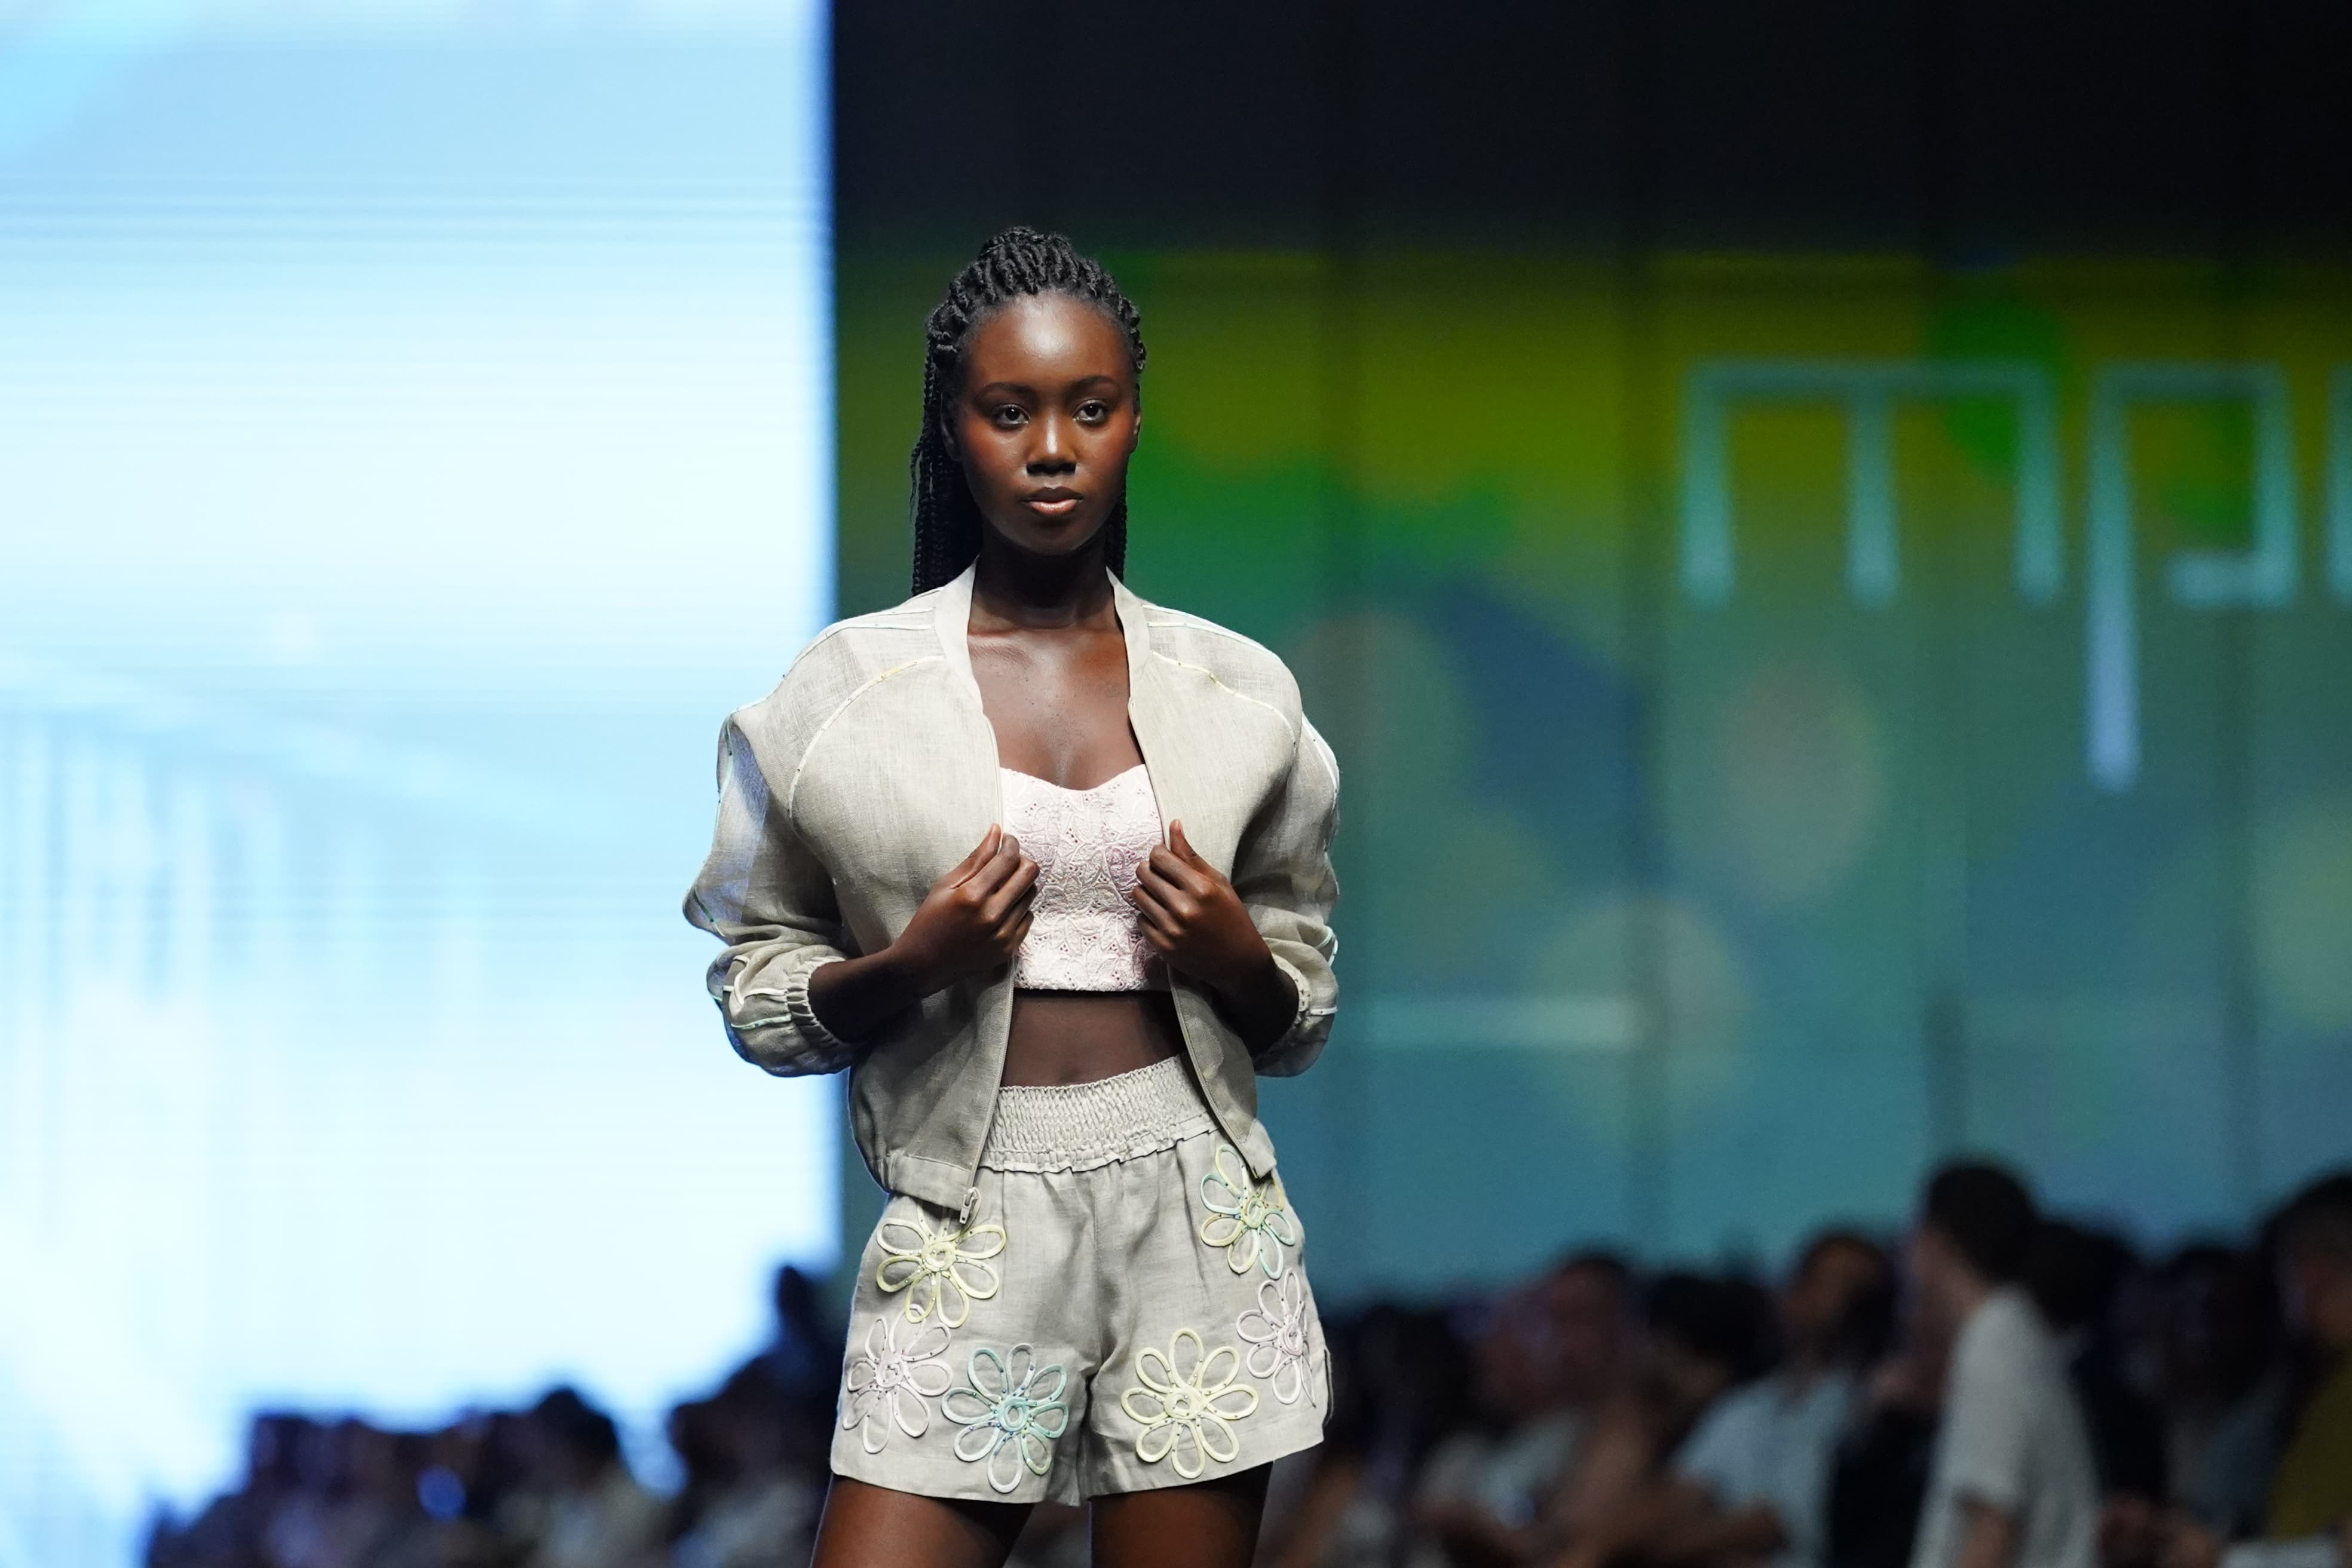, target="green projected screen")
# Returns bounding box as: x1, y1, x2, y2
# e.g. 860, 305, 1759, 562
837, 252, 2352, 1297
